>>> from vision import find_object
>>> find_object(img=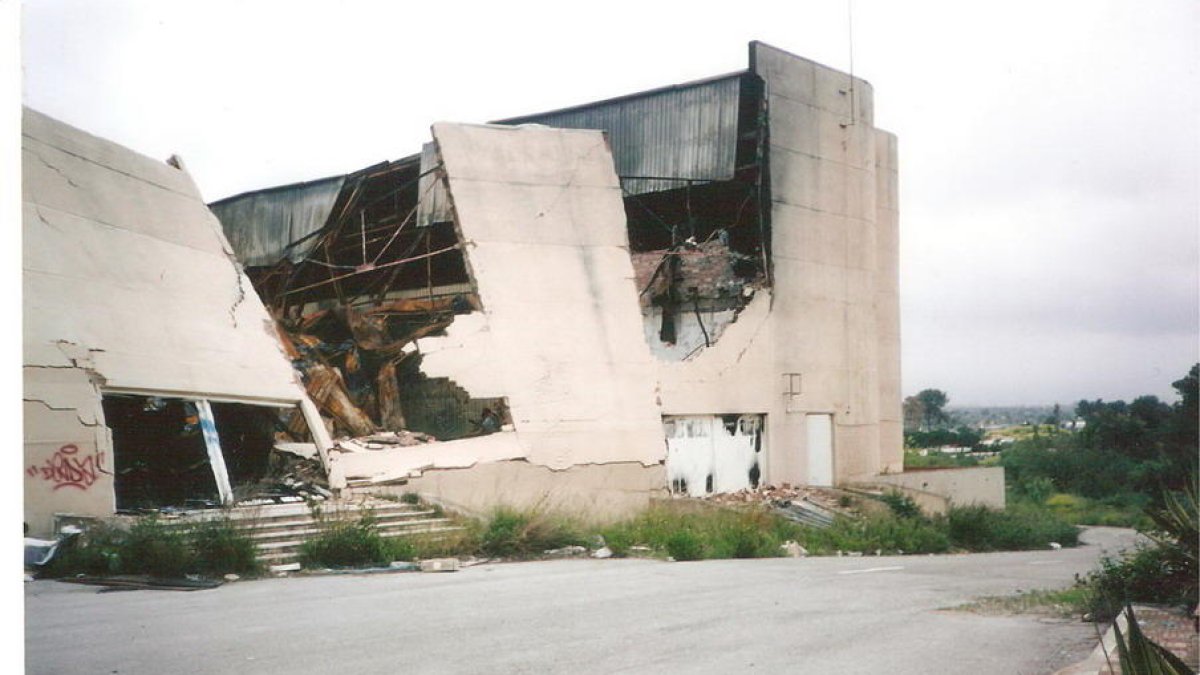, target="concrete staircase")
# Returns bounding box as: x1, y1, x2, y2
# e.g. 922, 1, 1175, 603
216, 501, 463, 567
